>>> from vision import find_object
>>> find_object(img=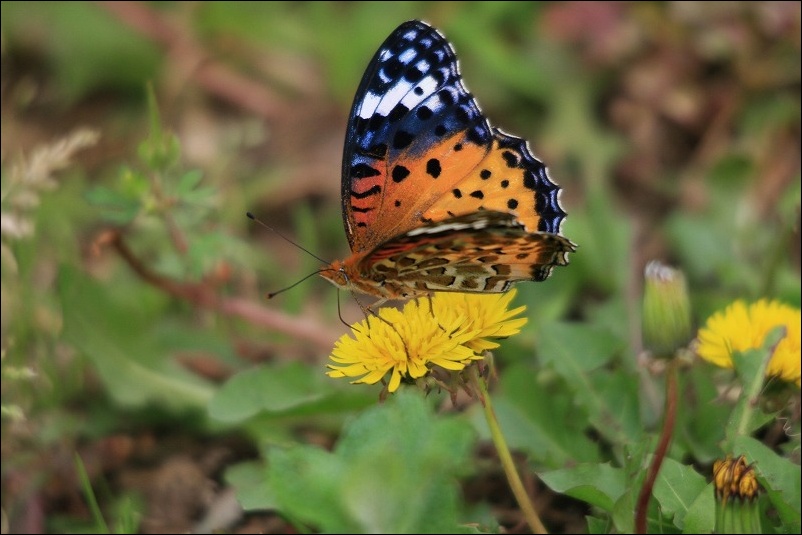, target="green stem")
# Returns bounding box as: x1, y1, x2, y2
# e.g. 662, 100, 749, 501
74, 452, 110, 534
470, 366, 548, 534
